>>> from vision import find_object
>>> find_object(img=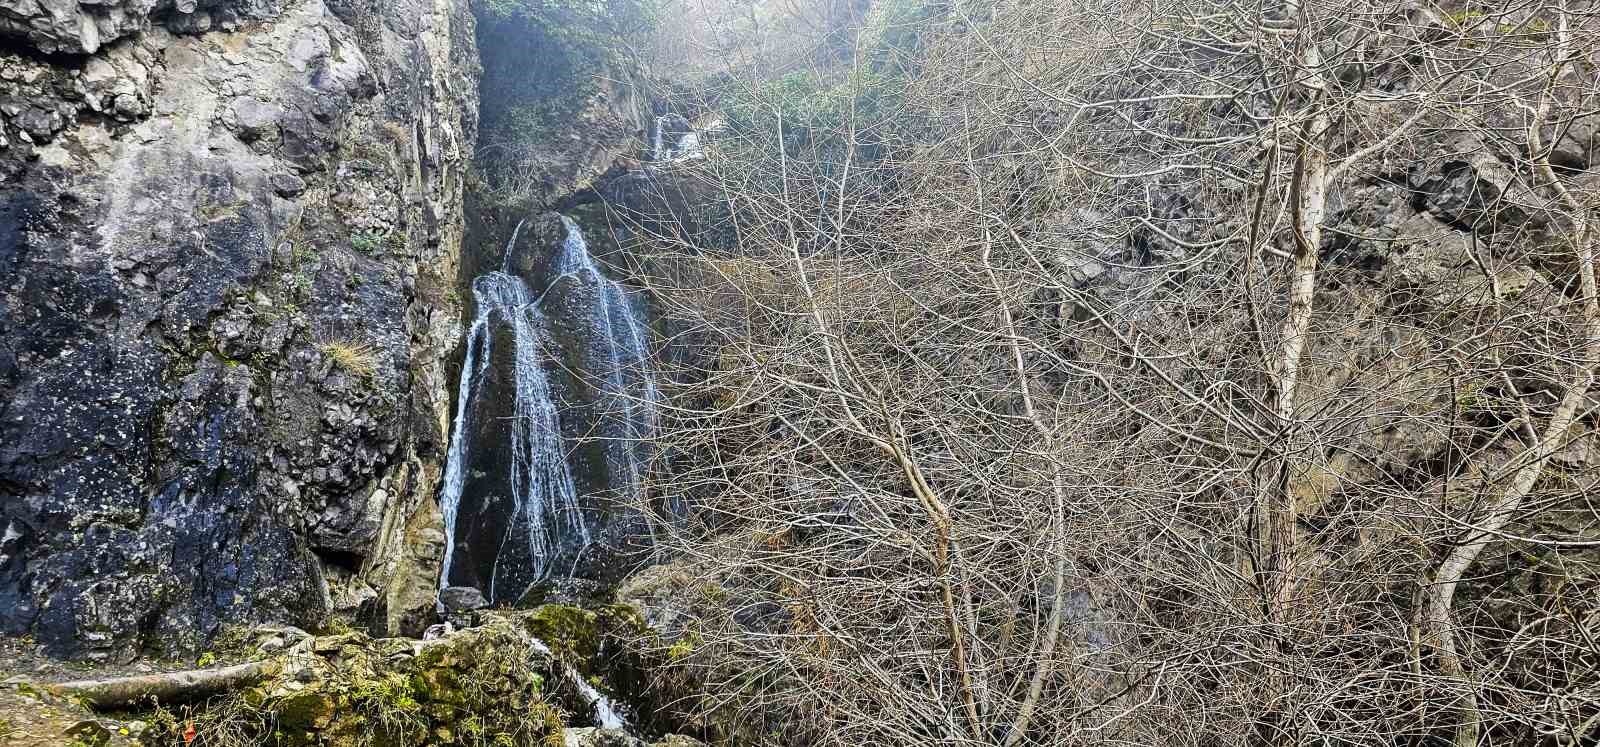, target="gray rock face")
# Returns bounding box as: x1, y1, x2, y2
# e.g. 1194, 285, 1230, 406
439, 585, 488, 613
1408, 133, 1541, 231
0, 0, 157, 54
561, 728, 705, 747
0, 0, 284, 54
0, 0, 479, 658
